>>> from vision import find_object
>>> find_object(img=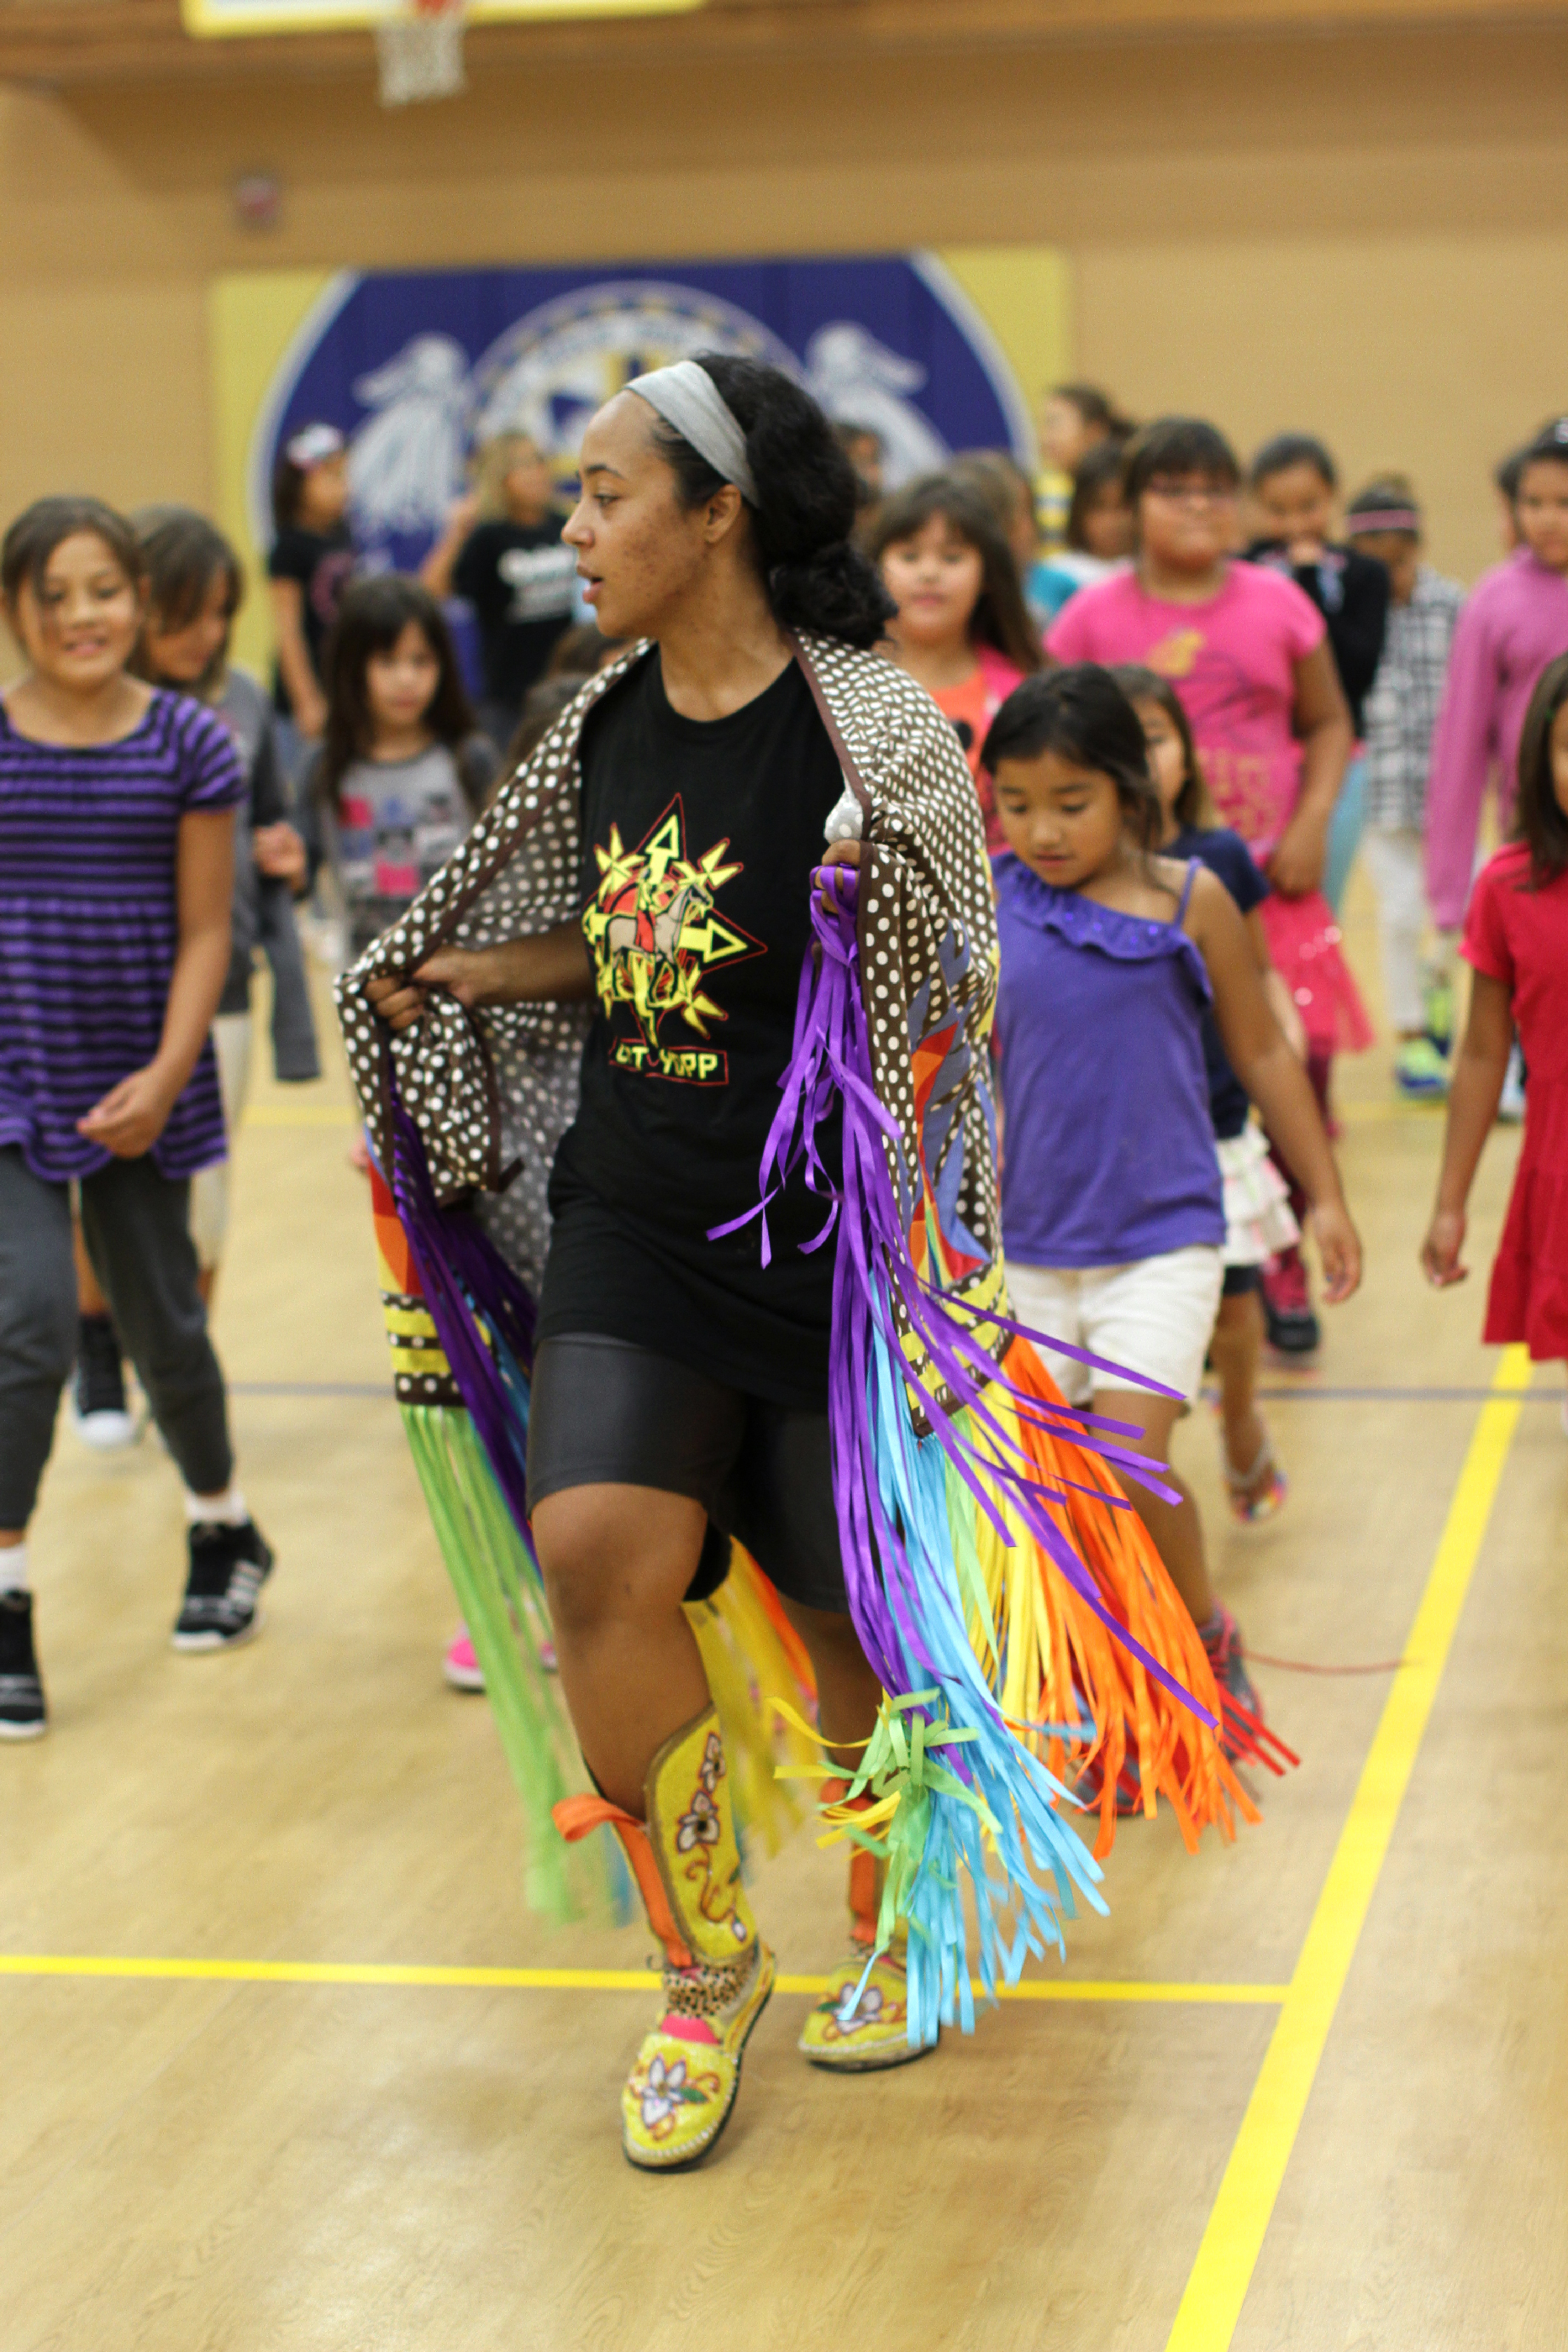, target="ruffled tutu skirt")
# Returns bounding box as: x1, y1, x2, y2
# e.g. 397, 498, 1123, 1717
1217, 1121, 1300, 1266
1259, 889, 1373, 1057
